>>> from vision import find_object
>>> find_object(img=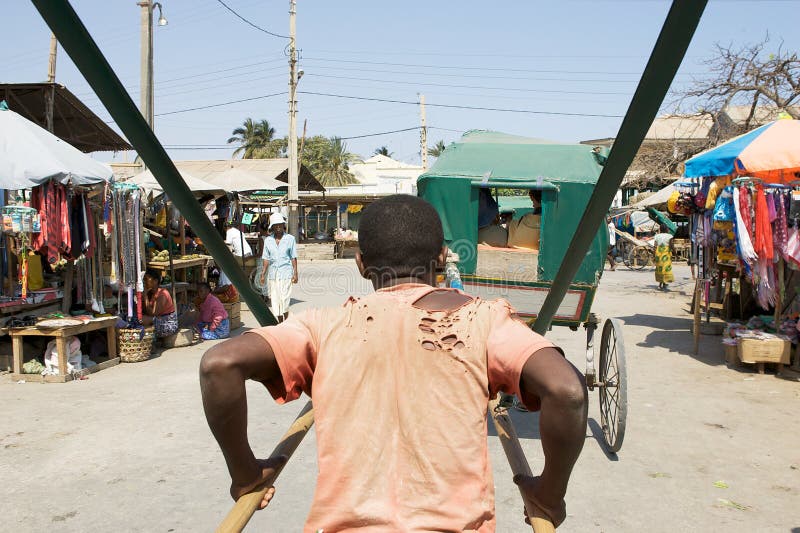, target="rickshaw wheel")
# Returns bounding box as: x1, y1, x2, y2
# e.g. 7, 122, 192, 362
599, 318, 627, 454
625, 246, 650, 270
